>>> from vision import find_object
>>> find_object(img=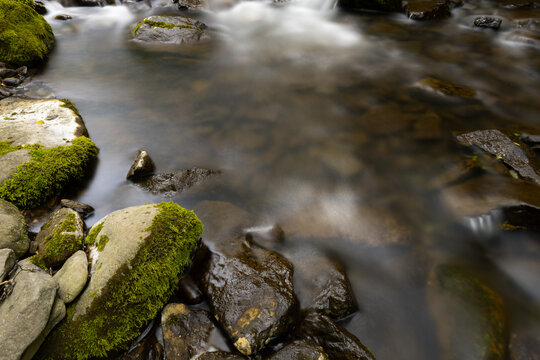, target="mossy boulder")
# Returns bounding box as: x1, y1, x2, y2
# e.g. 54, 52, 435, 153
36, 202, 203, 360
0, 0, 55, 66
31, 208, 84, 269
337, 0, 402, 12
133, 16, 210, 45
427, 264, 508, 360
